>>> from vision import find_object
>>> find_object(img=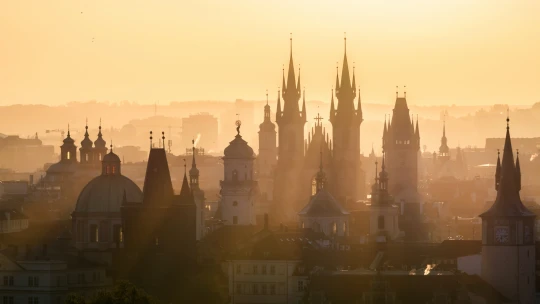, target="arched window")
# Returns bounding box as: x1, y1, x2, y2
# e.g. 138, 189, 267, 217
311, 176, 317, 195
332, 222, 337, 235
343, 222, 347, 234
232, 170, 238, 182
301, 222, 305, 229
67, 151, 71, 160
99, 154, 102, 161
233, 201, 238, 207
106, 166, 110, 175
85, 154, 89, 162
378, 216, 385, 230
111, 166, 116, 174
